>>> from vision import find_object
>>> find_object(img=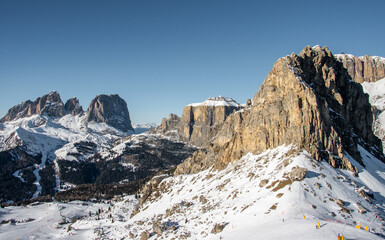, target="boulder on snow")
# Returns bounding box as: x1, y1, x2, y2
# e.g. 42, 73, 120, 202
289, 166, 307, 181
211, 223, 226, 234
